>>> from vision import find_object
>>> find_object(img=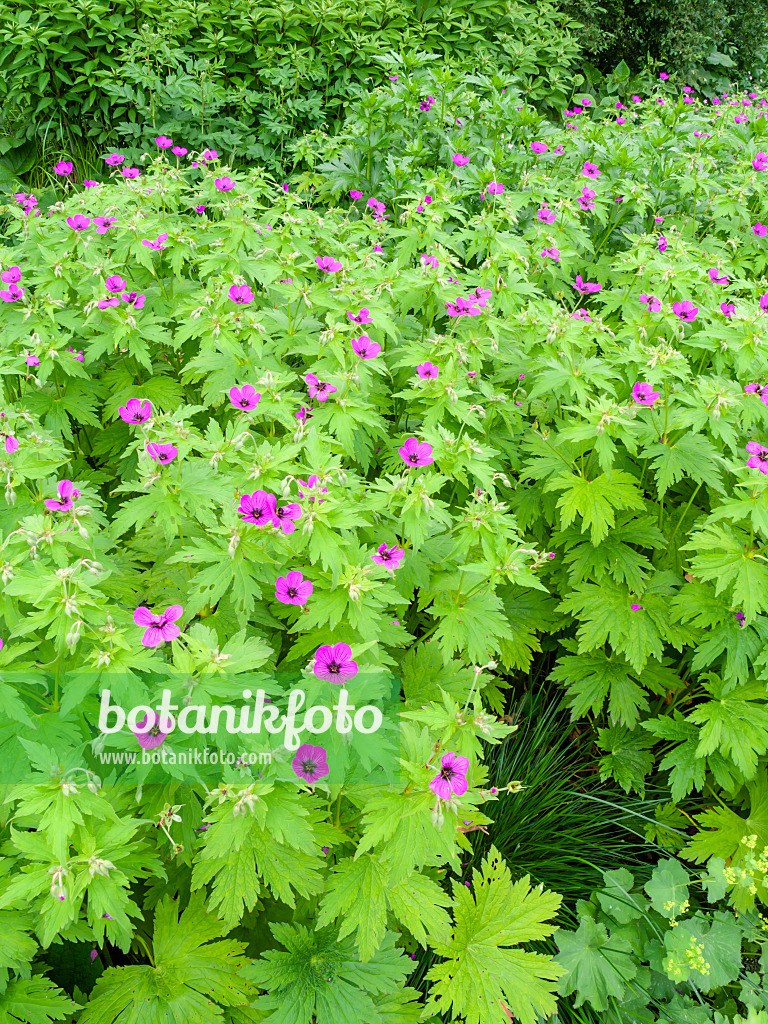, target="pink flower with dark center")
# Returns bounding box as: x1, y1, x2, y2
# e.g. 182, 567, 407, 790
582, 161, 601, 178
119, 399, 152, 424
121, 291, 146, 309
276, 571, 313, 605
347, 308, 372, 324
399, 437, 434, 467
106, 275, 126, 293
708, 268, 728, 285
133, 605, 183, 647
147, 442, 178, 464
673, 300, 698, 322
351, 335, 381, 359
239, 490, 277, 526
155, 136, 173, 149
104, 153, 125, 166
371, 543, 405, 569
4, 436, 18, 454
305, 373, 337, 402
121, 167, 140, 179
292, 743, 329, 783
142, 233, 168, 250
429, 751, 469, 800
97, 296, 119, 311
0, 283, 24, 302
133, 709, 172, 748
420, 254, 439, 269
760, 293, 768, 312
632, 382, 660, 406
349, 190, 363, 199
214, 177, 234, 192
530, 141, 548, 154
452, 153, 469, 166
316, 256, 342, 273
640, 294, 661, 312
54, 161, 73, 176
417, 362, 439, 379
26, 354, 39, 367
537, 207, 556, 223
313, 643, 358, 683
229, 385, 261, 410
44, 479, 80, 512
195, 205, 205, 213
471, 287, 492, 308
486, 181, 504, 195
747, 455, 768, 474
572, 275, 601, 295
1, 267, 20, 284
229, 284, 253, 304
93, 216, 117, 235
274, 503, 302, 534
541, 247, 560, 261
66, 215, 90, 231
721, 302, 735, 317
297, 476, 327, 501
746, 441, 765, 456
172, 146, 187, 157
296, 406, 312, 423
658, 236, 668, 253
744, 383, 760, 393
753, 223, 767, 236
